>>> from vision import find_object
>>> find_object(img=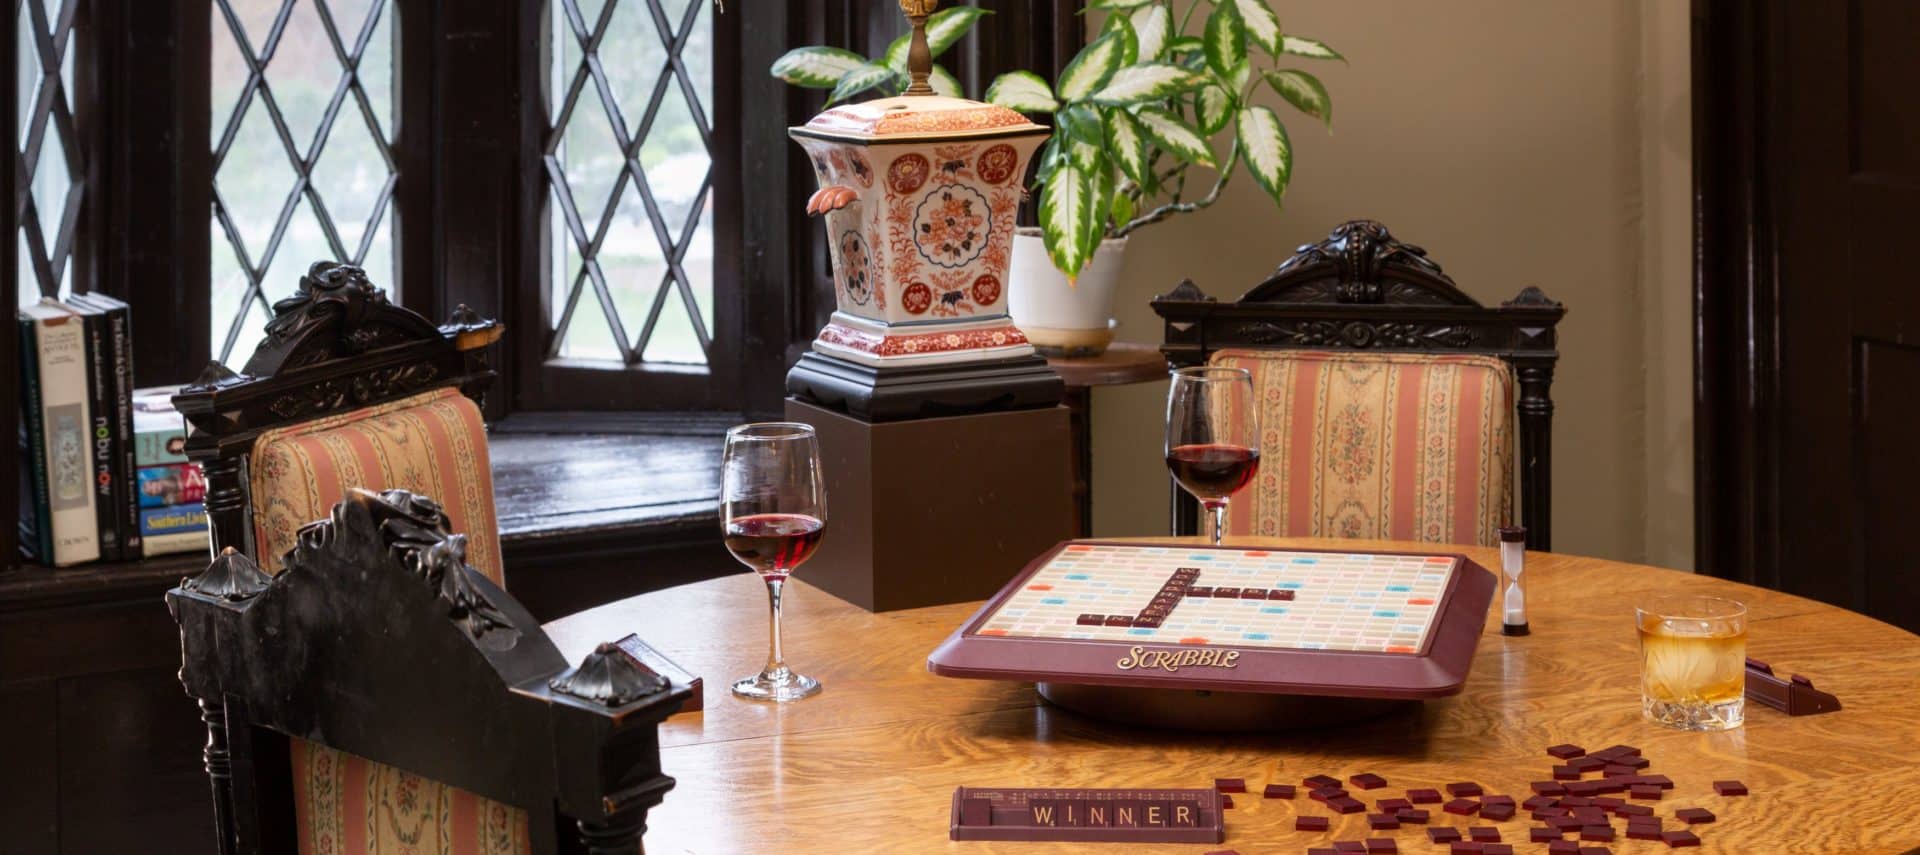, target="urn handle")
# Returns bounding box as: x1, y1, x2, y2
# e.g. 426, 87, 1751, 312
805, 185, 859, 217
